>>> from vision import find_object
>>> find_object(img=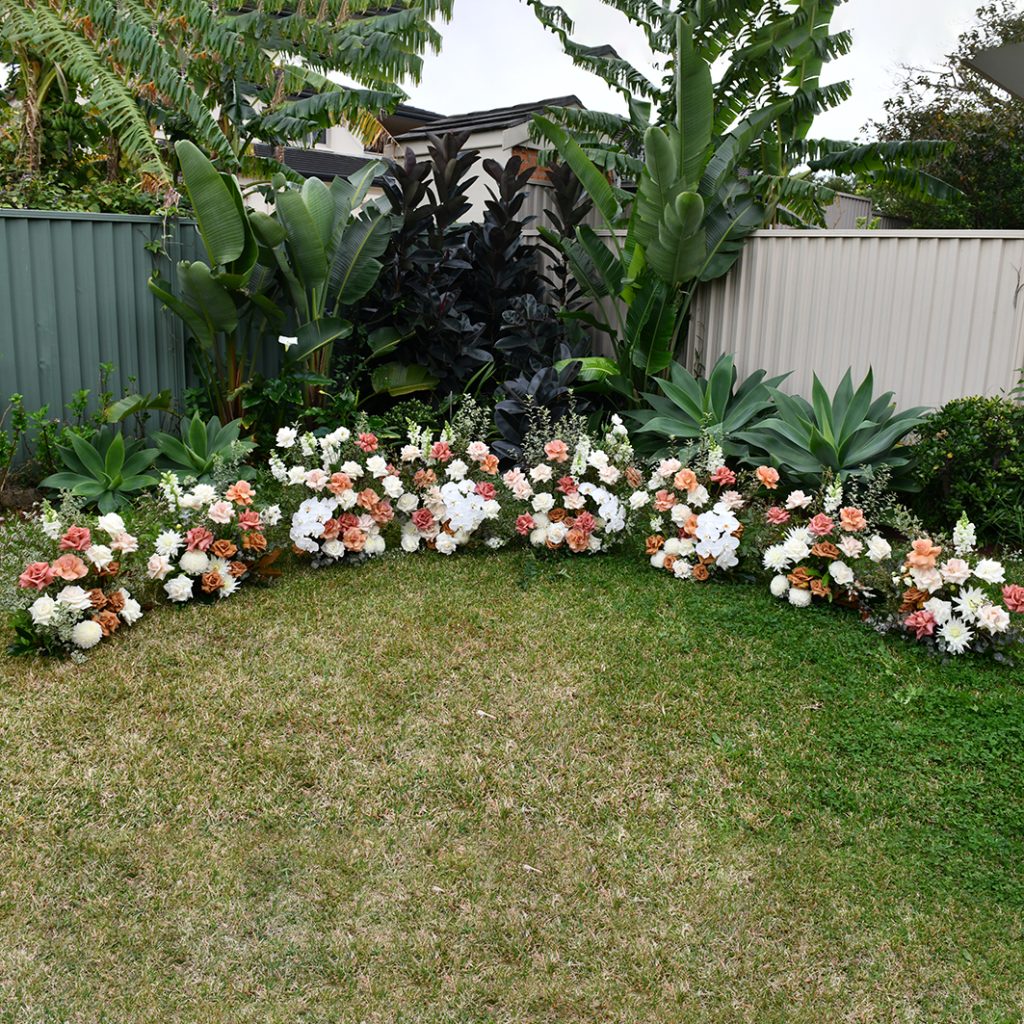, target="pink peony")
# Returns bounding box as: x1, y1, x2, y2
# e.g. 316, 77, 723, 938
710, 466, 736, 486
185, 527, 214, 552
1003, 584, 1024, 614
59, 526, 91, 551
904, 610, 937, 641
50, 554, 88, 581
18, 561, 54, 590
756, 466, 780, 489
765, 506, 790, 526
544, 439, 569, 463
357, 433, 379, 453
429, 440, 453, 463
808, 513, 835, 537
515, 514, 535, 536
